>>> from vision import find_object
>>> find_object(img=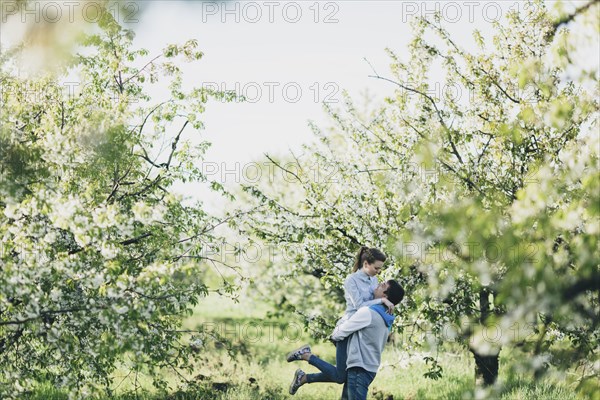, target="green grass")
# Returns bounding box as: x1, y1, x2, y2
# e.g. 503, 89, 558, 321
26, 294, 591, 399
